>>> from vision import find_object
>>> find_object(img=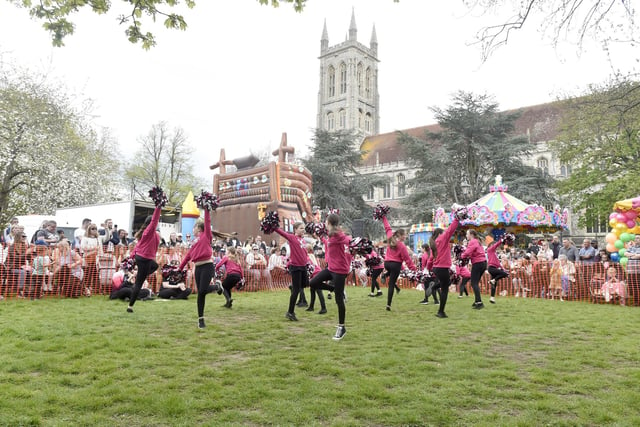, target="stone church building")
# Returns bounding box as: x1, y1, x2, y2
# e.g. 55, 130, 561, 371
316, 11, 604, 239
